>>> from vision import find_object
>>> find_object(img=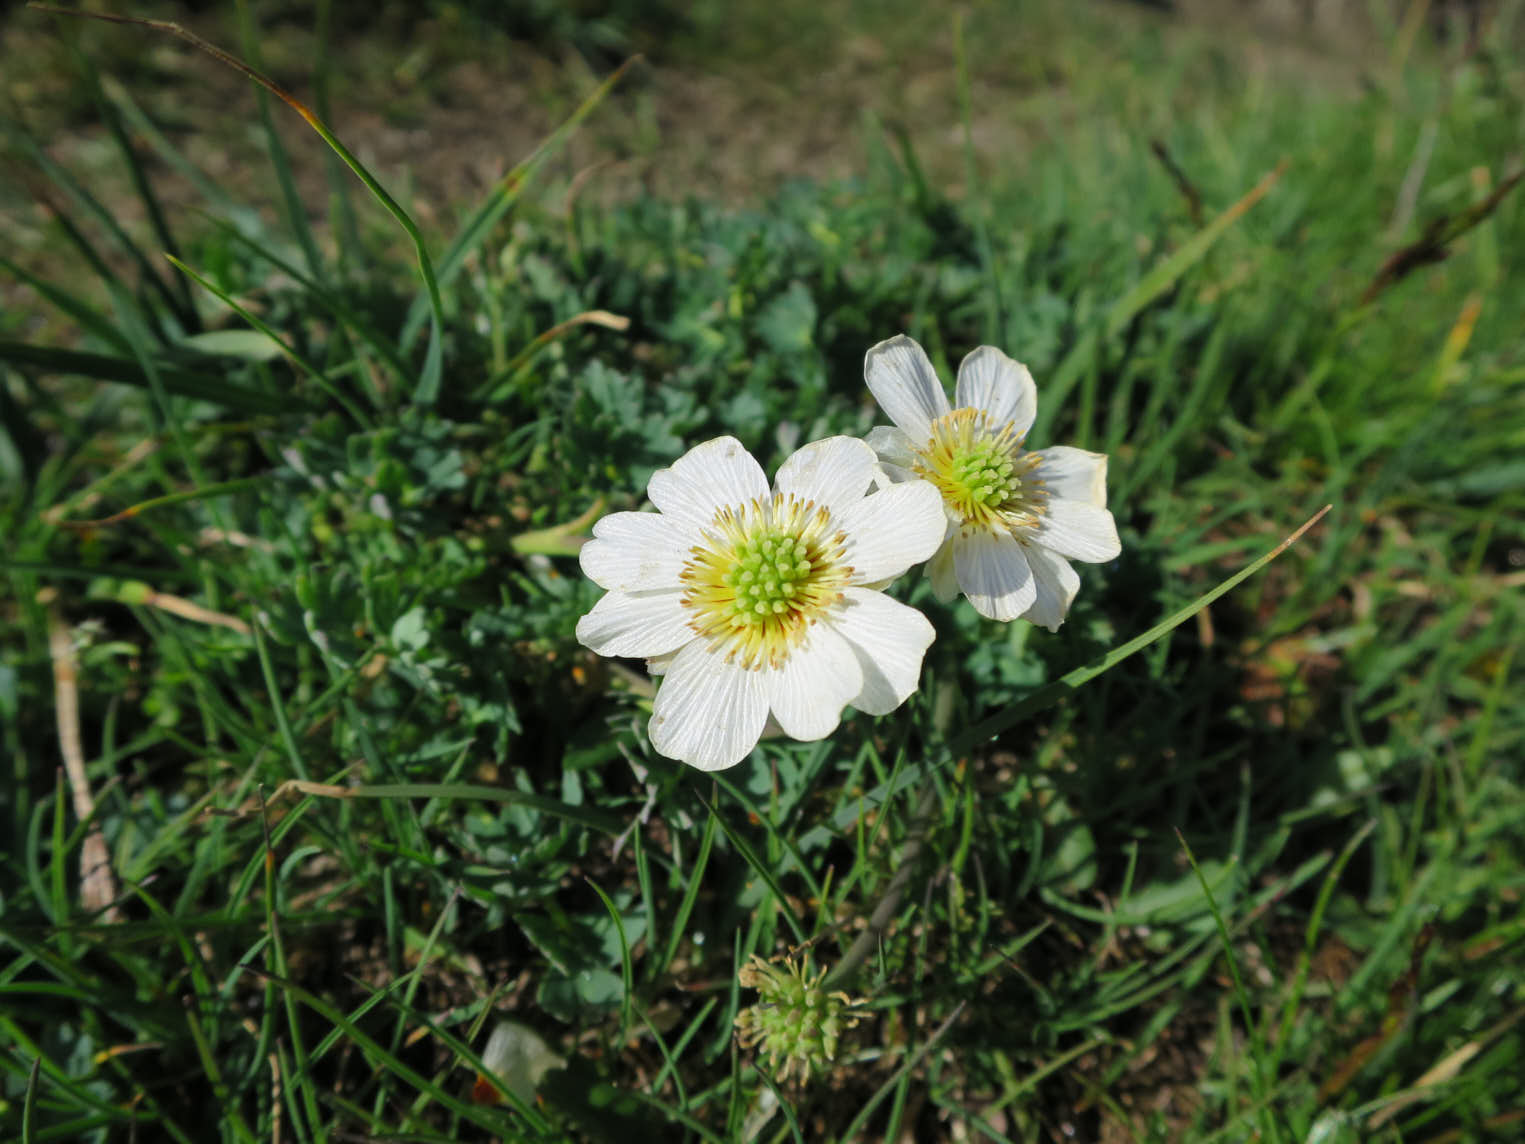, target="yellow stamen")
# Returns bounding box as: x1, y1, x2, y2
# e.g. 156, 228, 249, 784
914, 408, 1047, 534
680, 494, 853, 669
